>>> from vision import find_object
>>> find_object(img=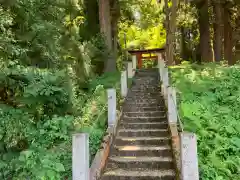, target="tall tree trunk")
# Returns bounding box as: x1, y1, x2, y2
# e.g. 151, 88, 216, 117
110, 0, 120, 70
84, 0, 99, 39
112, 21, 118, 69
234, 16, 240, 62
235, 41, 240, 62
180, 27, 190, 60
224, 7, 234, 65
99, 0, 115, 72
165, 0, 178, 65
213, 2, 223, 62
164, 0, 170, 64
198, 0, 213, 62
